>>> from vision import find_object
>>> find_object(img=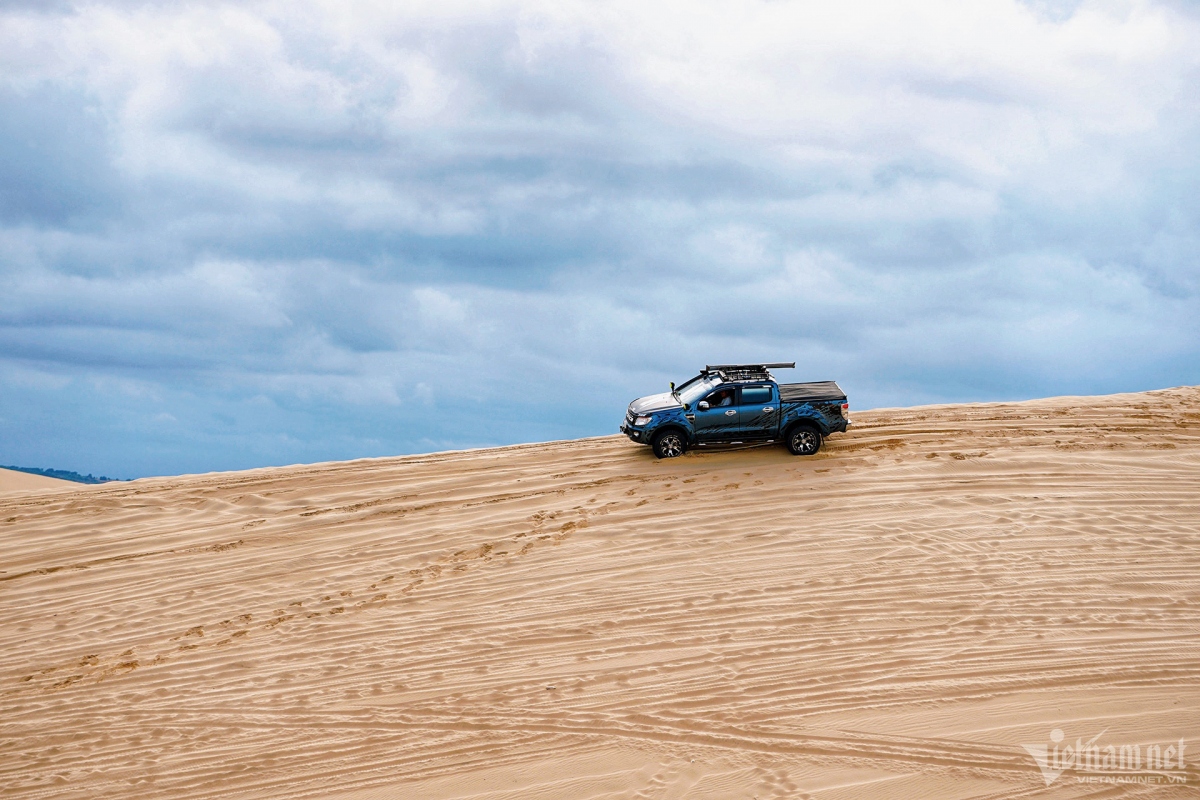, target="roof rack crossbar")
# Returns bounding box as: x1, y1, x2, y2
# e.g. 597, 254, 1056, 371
704, 362, 795, 371
700, 362, 796, 382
